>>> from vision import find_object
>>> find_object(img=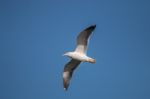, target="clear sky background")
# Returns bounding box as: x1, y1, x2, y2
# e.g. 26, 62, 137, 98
0, 0, 150, 99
